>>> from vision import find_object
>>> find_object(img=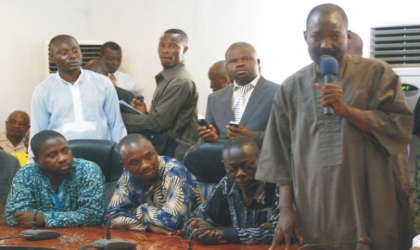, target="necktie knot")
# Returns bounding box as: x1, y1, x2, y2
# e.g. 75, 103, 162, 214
235, 84, 254, 94
109, 74, 117, 86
